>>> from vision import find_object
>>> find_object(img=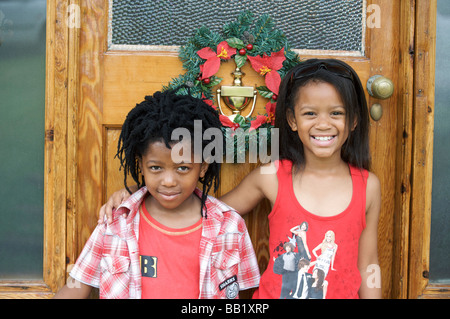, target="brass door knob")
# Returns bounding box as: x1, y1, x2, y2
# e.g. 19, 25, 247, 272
370, 103, 383, 121
367, 75, 394, 99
